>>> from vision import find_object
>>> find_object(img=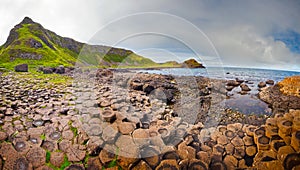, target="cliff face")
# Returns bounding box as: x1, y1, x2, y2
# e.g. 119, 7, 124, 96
182, 59, 205, 68
0, 17, 155, 69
